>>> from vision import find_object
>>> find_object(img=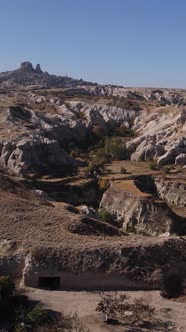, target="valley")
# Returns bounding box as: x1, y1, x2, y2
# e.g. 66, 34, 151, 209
0, 62, 186, 331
